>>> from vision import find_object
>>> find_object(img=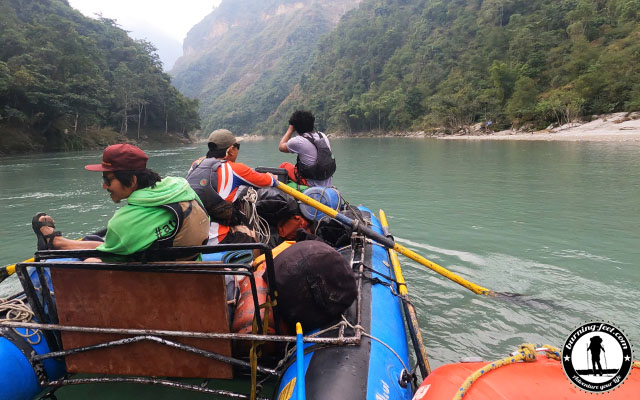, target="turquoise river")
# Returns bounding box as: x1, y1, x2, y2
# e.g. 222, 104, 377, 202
1, 137, 639, 376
